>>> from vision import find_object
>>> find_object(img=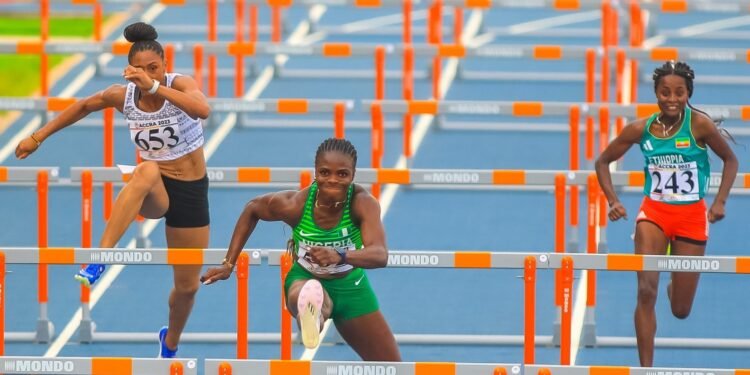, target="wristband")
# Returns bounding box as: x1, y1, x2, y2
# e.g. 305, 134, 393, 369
335, 248, 347, 265
30, 133, 42, 147
147, 79, 160, 95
